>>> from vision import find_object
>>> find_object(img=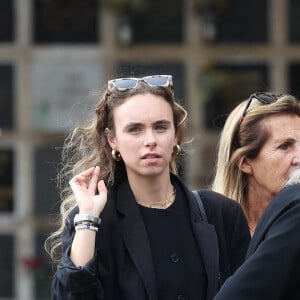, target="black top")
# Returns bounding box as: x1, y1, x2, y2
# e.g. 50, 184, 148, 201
138, 182, 207, 300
